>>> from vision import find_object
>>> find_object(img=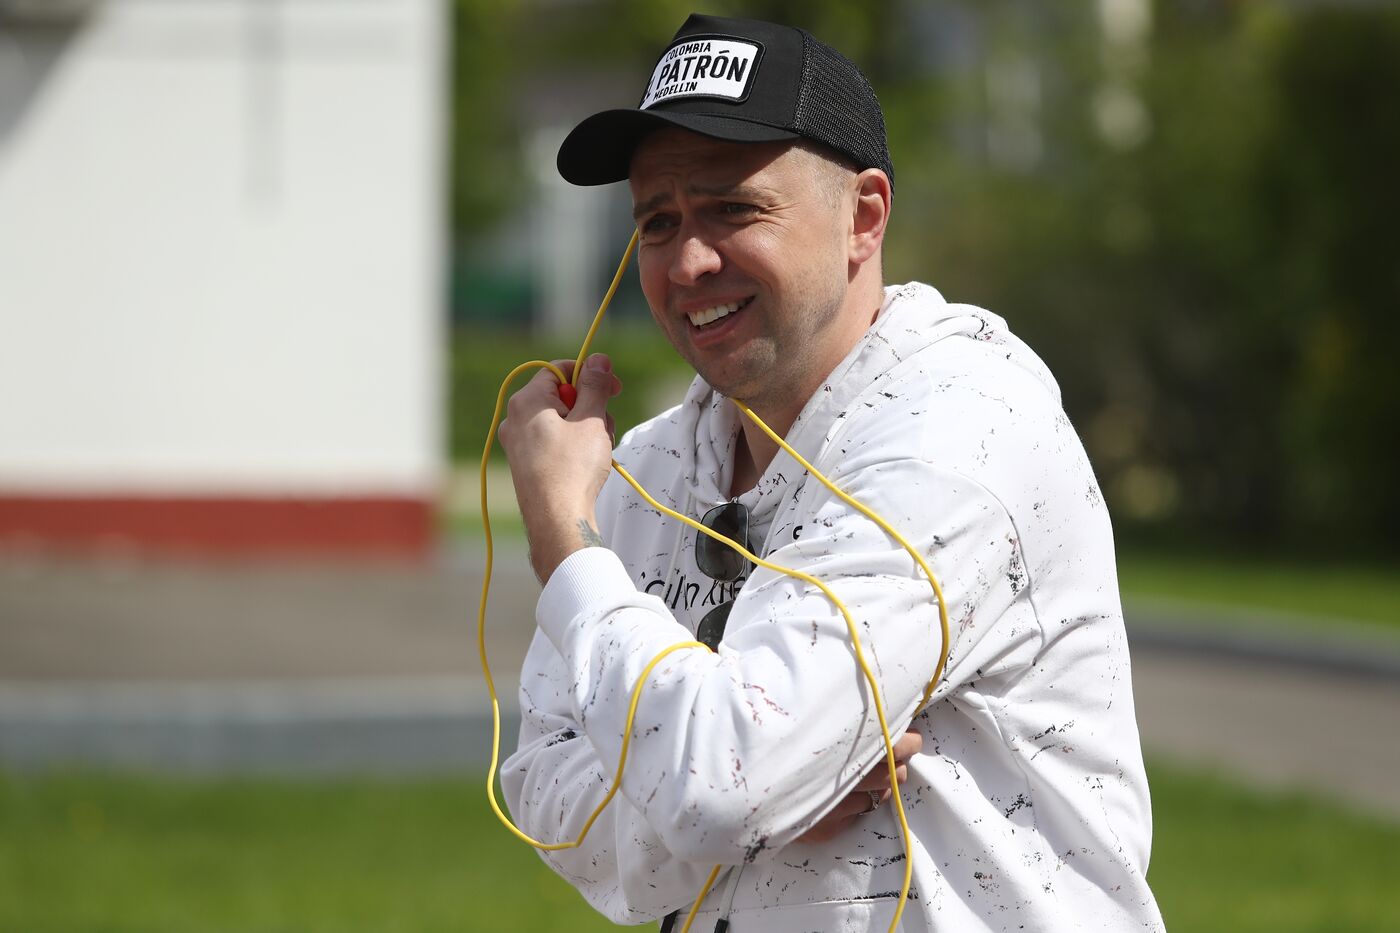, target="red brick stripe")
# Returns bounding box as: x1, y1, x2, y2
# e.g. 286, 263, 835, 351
0, 495, 435, 558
